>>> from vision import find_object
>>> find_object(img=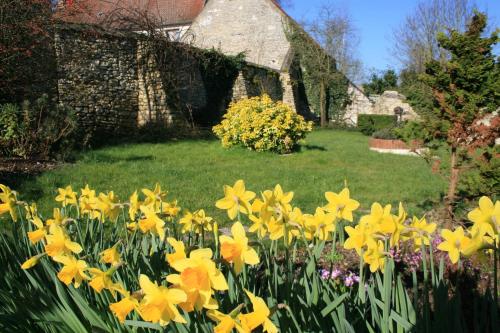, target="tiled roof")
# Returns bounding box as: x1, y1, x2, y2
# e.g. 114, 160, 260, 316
58, 0, 205, 27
